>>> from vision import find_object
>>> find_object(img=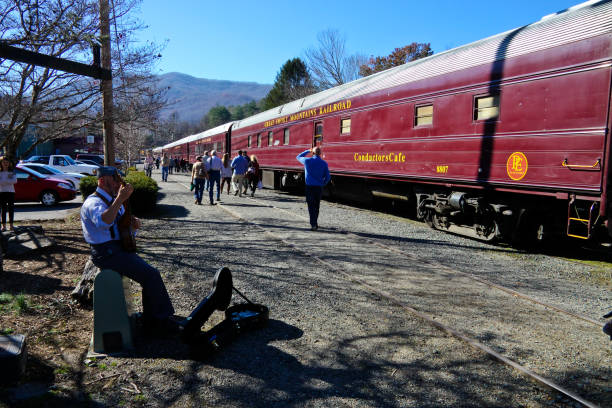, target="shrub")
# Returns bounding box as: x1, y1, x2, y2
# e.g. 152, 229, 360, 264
79, 171, 158, 215
79, 176, 98, 198
125, 171, 158, 214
